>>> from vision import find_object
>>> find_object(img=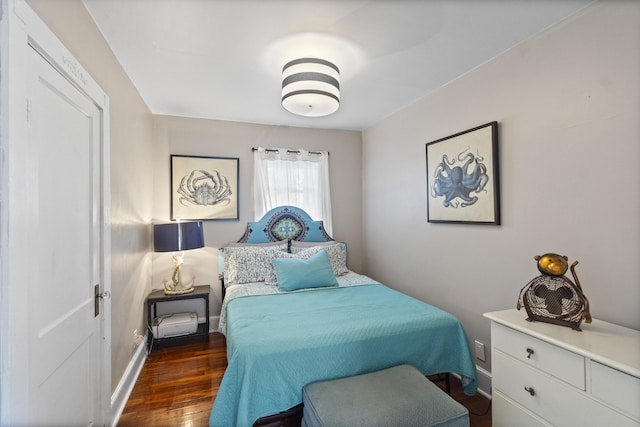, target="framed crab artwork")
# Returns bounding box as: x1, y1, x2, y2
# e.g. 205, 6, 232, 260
170, 155, 239, 220
425, 121, 500, 224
